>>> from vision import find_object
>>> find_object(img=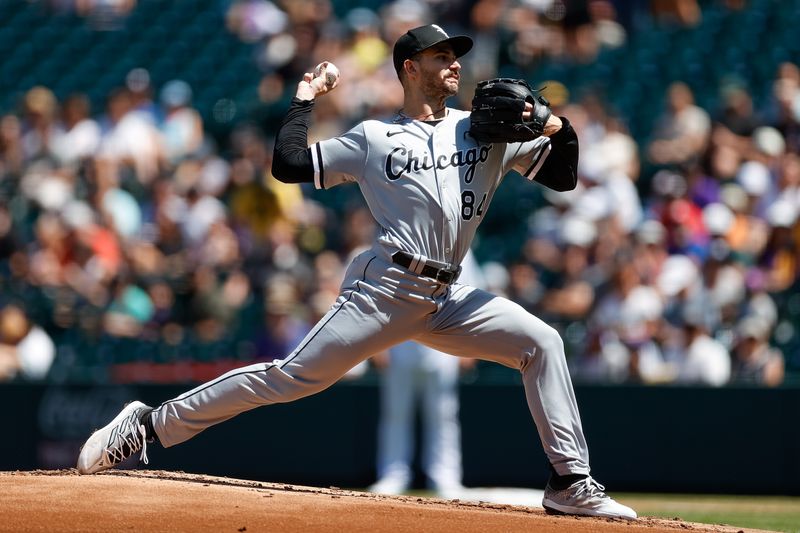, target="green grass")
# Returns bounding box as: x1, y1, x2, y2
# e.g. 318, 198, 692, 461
617, 493, 800, 532
380, 489, 800, 532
